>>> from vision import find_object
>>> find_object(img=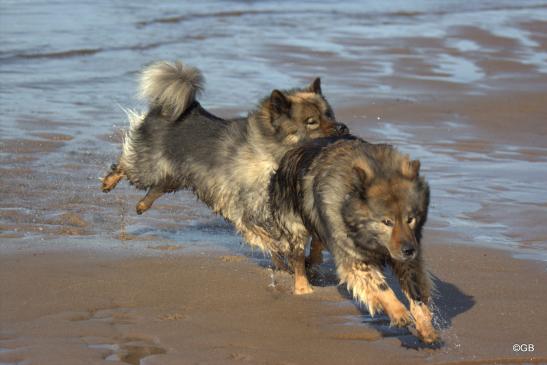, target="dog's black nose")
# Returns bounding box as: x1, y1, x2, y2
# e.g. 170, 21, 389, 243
401, 244, 416, 258
335, 122, 349, 135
